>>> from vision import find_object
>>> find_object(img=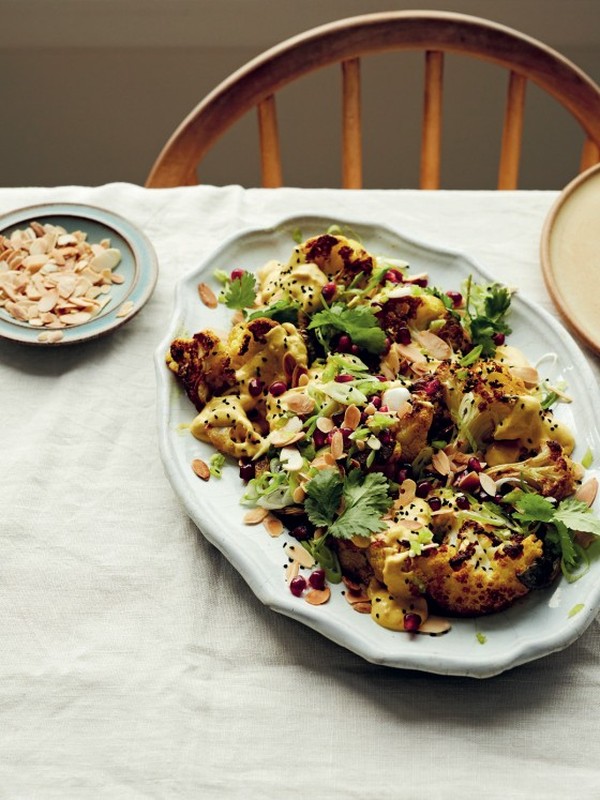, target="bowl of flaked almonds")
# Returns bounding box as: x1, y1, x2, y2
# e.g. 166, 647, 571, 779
0, 203, 158, 345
